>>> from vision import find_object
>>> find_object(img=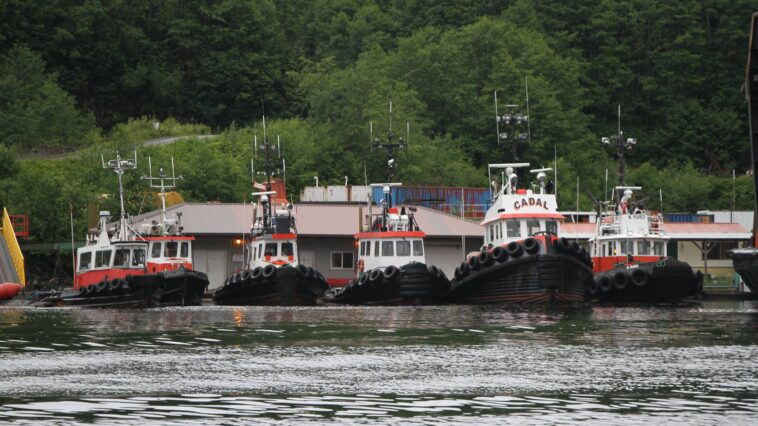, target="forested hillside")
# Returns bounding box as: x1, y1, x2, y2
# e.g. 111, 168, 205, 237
0, 0, 755, 241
